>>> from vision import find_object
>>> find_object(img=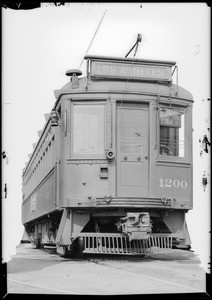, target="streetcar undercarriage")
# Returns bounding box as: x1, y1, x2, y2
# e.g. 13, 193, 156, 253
24, 207, 191, 257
